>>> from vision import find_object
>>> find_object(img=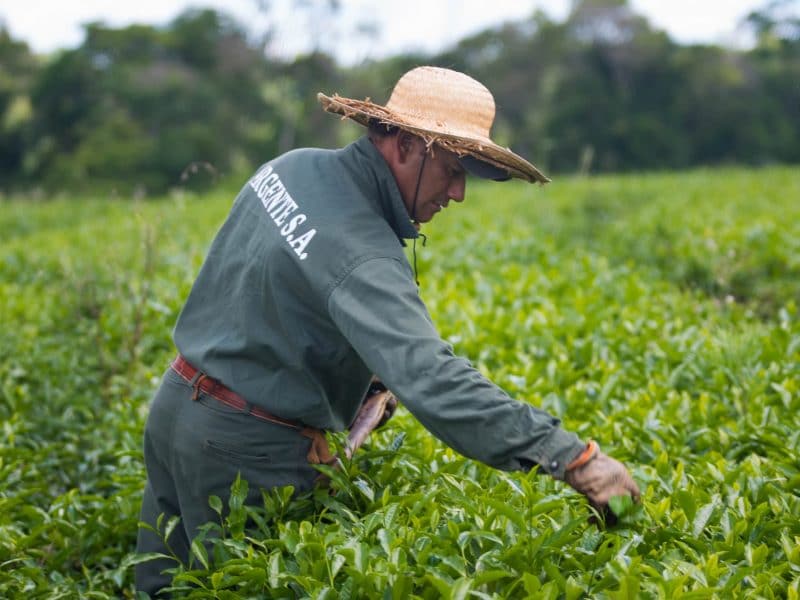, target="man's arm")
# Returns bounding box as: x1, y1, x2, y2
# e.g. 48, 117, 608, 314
327, 256, 640, 513
328, 257, 585, 477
